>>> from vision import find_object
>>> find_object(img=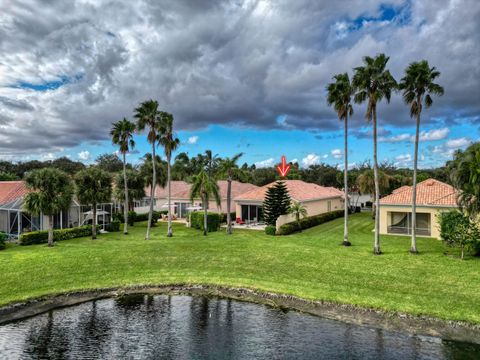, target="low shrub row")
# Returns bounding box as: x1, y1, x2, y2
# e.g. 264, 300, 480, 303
0, 231, 6, 250
190, 212, 222, 232
276, 210, 344, 236
19, 225, 100, 246
105, 220, 121, 232
222, 212, 236, 223
264, 225, 276, 236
